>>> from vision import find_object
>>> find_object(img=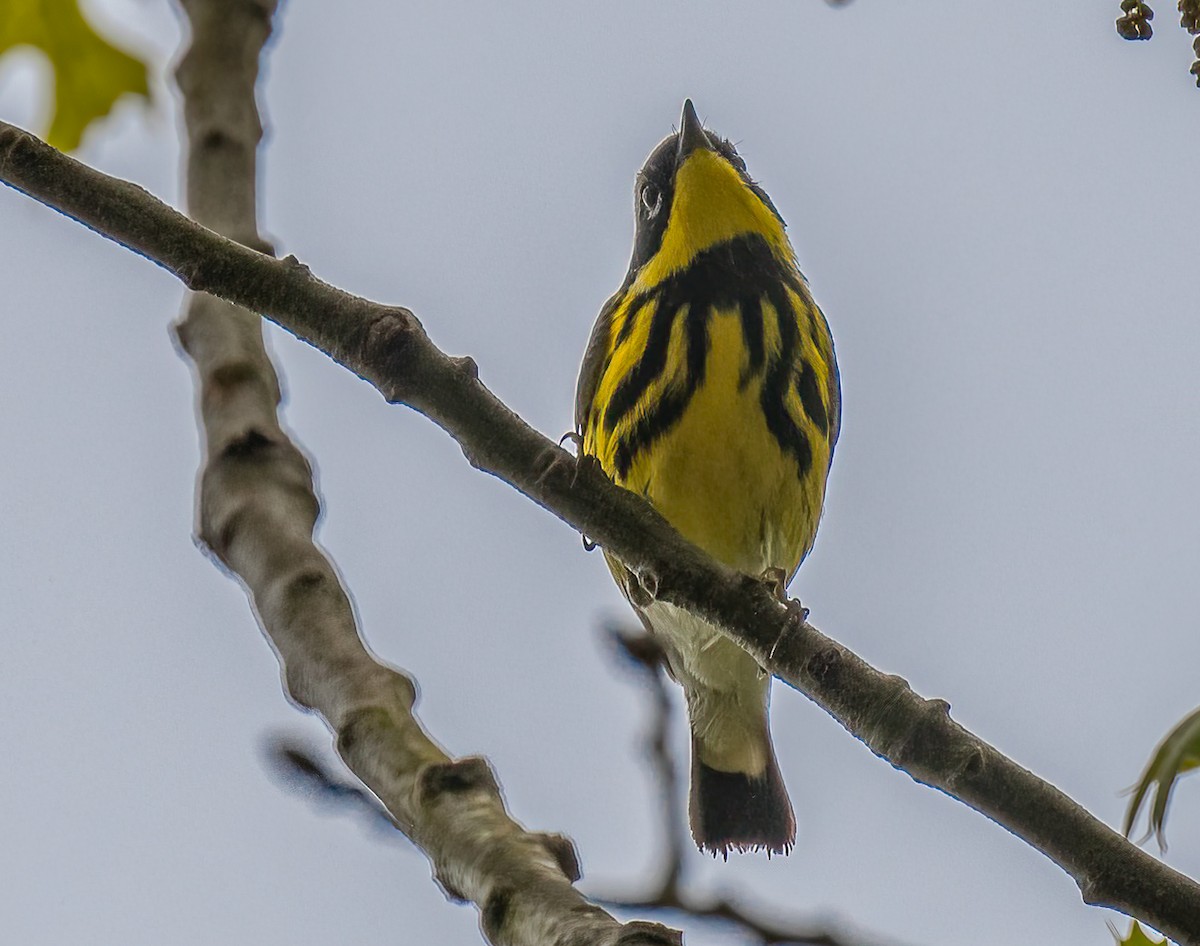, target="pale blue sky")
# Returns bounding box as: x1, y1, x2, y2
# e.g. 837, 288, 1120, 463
3, 2, 1200, 944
